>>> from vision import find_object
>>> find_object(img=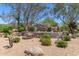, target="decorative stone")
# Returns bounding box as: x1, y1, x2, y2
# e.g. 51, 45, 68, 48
24, 47, 44, 56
